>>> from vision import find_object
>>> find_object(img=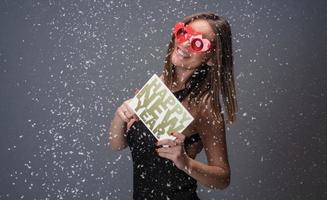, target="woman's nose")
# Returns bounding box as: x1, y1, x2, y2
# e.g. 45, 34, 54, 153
180, 39, 190, 49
